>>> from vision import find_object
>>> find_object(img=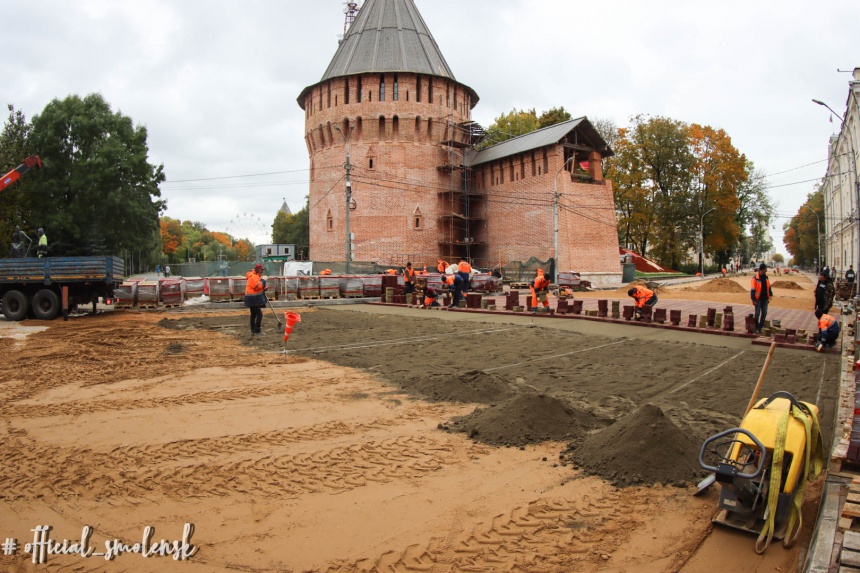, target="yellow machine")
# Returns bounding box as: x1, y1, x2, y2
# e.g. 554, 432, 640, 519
699, 391, 825, 553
